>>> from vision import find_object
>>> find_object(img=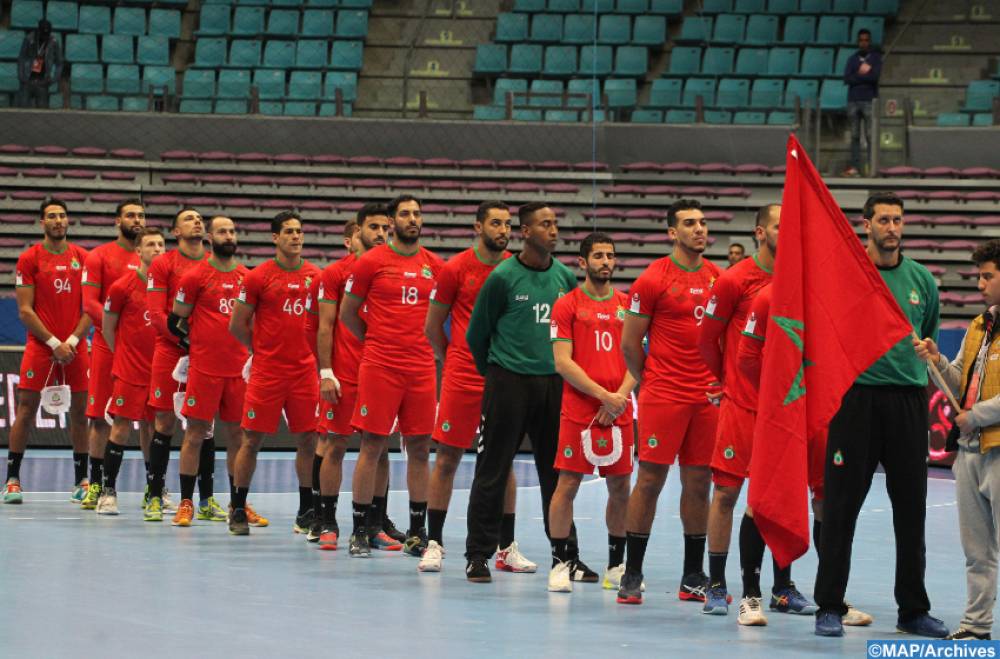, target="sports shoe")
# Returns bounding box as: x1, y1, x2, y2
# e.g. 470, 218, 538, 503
232, 502, 269, 527
602, 564, 646, 591
318, 525, 339, 551
770, 583, 818, 615
616, 569, 644, 604
172, 499, 194, 527
382, 514, 406, 543
843, 604, 874, 626
141, 484, 149, 509
418, 540, 445, 572
702, 583, 730, 615
548, 561, 573, 593
466, 558, 491, 582
96, 488, 119, 515
80, 482, 101, 510
567, 558, 598, 583
403, 529, 428, 557
945, 628, 991, 640
196, 497, 228, 522
349, 533, 371, 557
496, 541, 538, 573
679, 571, 710, 602
3, 480, 23, 504
815, 611, 844, 637
293, 509, 316, 535
160, 487, 176, 512
229, 508, 249, 535
71, 480, 88, 504
897, 614, 948, 639
307, 519, 322, 543
144, 496, 163, 522
370, 531, 403, 551
738, 597, 768, 626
